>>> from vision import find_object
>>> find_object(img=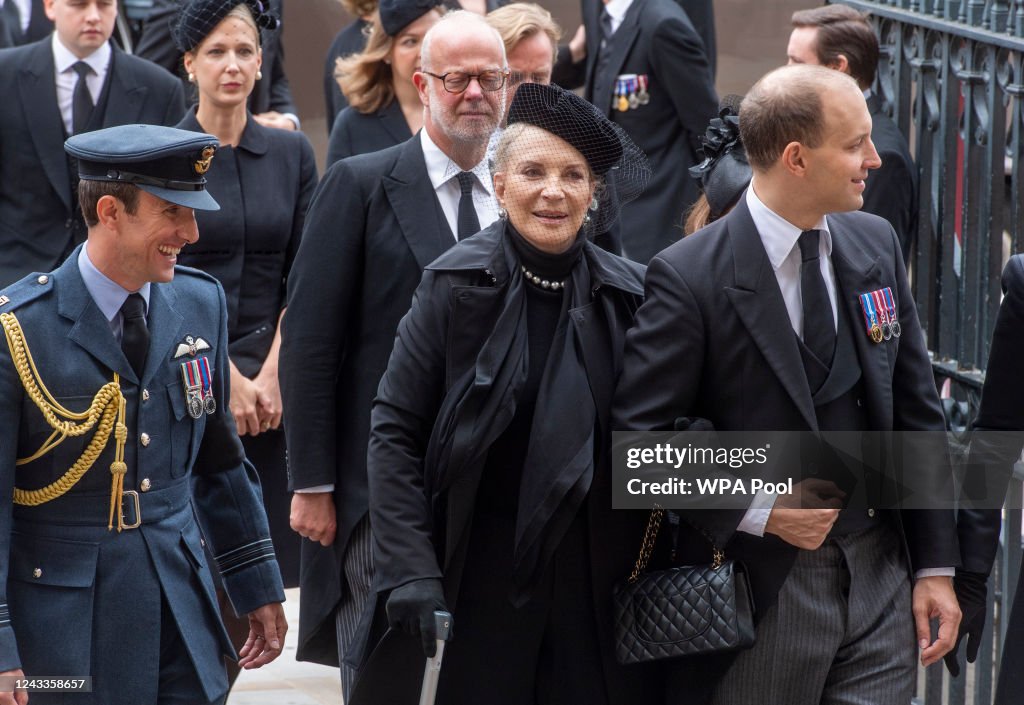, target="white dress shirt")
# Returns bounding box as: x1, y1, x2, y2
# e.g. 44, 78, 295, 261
78, 243, 150, 342
53, 35, 111, 135
420, 129, 499, 240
